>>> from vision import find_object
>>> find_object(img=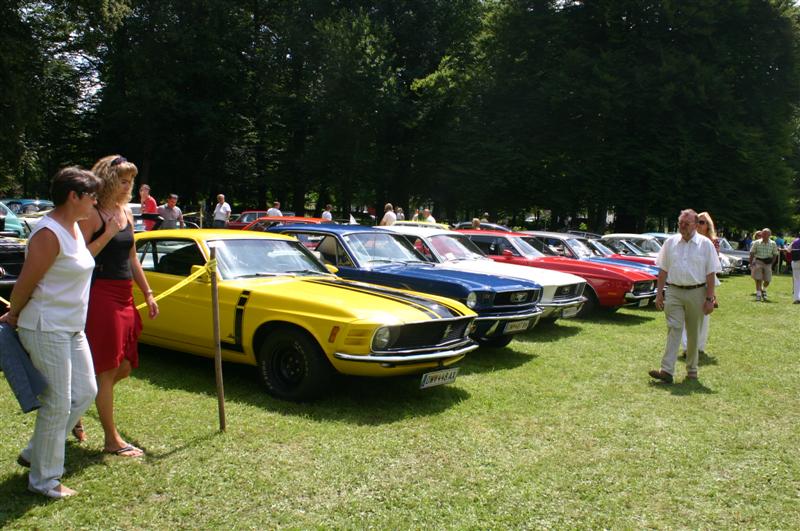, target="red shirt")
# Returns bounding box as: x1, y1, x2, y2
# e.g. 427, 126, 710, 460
142, 195, 158, 230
